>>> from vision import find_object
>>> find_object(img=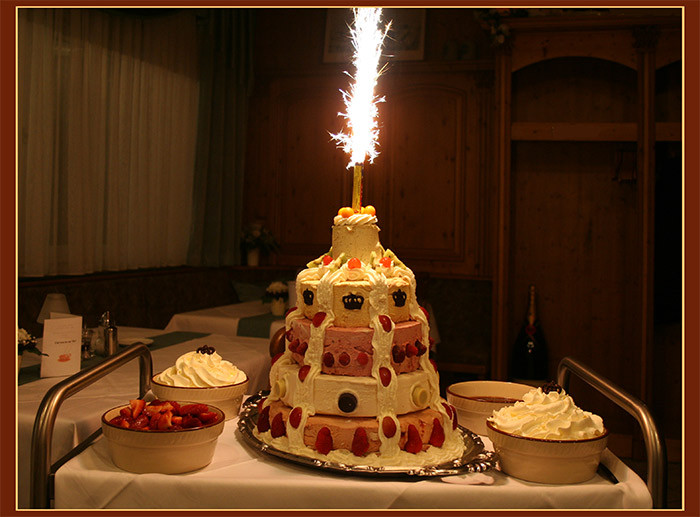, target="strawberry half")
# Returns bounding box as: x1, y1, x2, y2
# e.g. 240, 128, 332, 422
315, 427, 333, 455
379, 367, 392, 387
312, 312, 326, 327
271, 413, 286, 438
351, 427, 369, 456
298, 365, 311, 382
382, 416, 397, 438
404, 424, 423, 454
257, 404, 271, 433
429, 418, 445, 447
289, 407, 302, 428
378, 315, 392, 332
129, 399, 146, 418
